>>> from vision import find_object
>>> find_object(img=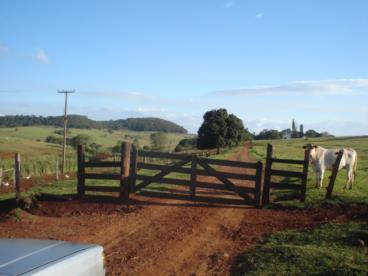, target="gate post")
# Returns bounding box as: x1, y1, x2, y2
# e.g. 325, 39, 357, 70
262, 144, 273, 205
254, 161, 263, 207
190, 155, 197, 198
130, 145, 138, 193
120, 142, 131, 201
77, 145, 85, 198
